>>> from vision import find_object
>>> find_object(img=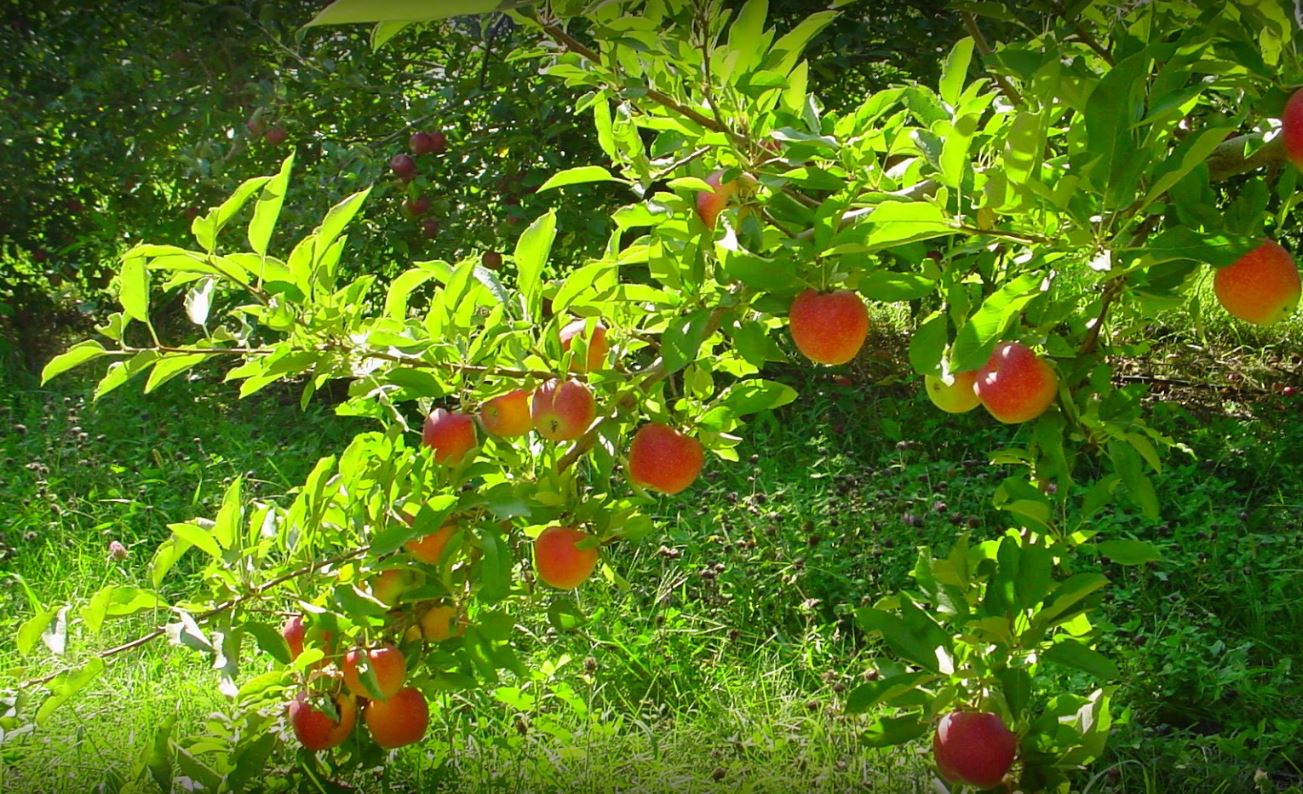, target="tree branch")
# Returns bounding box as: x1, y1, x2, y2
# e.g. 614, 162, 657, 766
962, 13, 1022, 106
